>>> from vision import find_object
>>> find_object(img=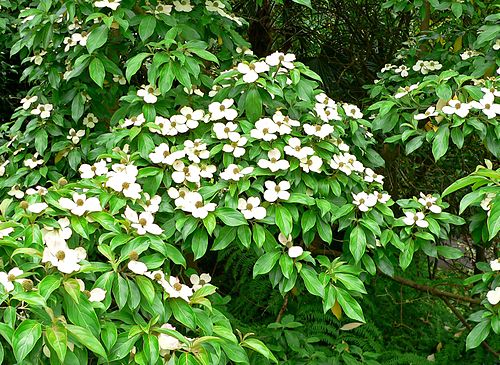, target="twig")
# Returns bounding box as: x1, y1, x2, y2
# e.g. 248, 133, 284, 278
276, 293, 289, 323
